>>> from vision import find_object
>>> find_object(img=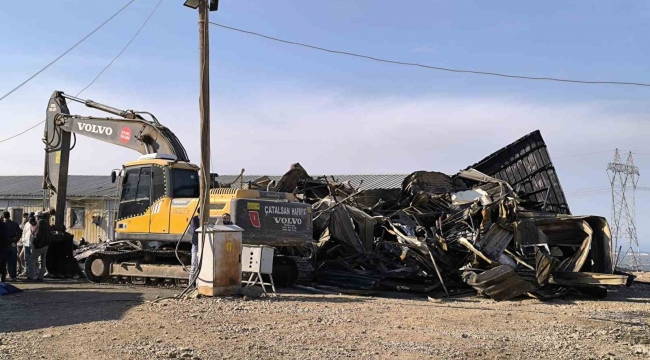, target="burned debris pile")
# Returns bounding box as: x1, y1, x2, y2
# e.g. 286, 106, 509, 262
270, 130, 632, 300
